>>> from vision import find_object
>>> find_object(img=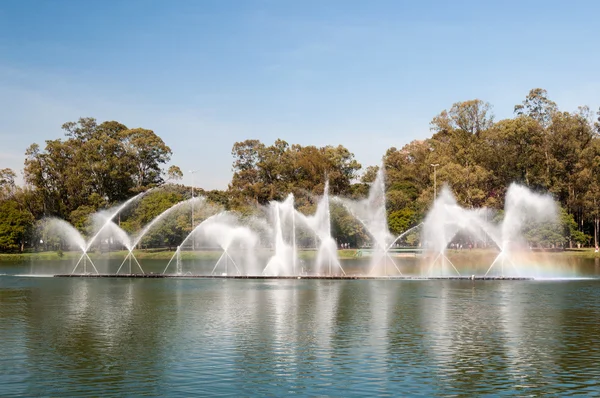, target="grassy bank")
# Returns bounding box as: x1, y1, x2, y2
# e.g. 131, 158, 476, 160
0, 248, 362, 263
